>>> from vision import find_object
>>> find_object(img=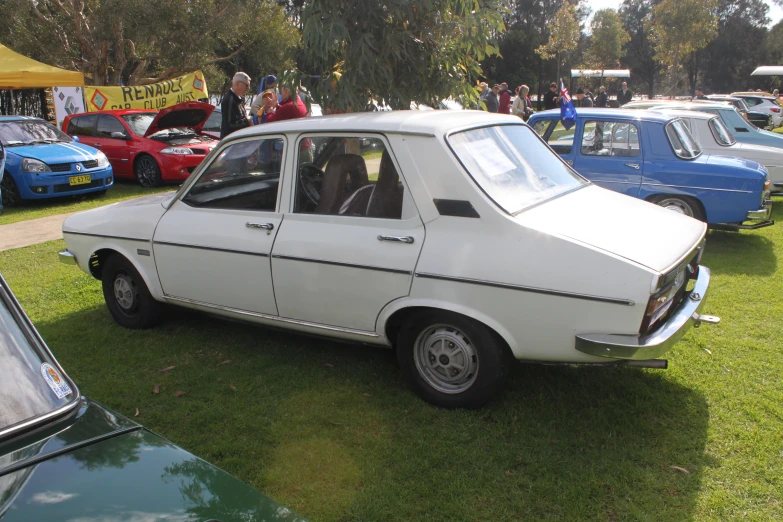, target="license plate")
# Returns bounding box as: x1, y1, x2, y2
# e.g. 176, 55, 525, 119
69, 175, 91, 186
